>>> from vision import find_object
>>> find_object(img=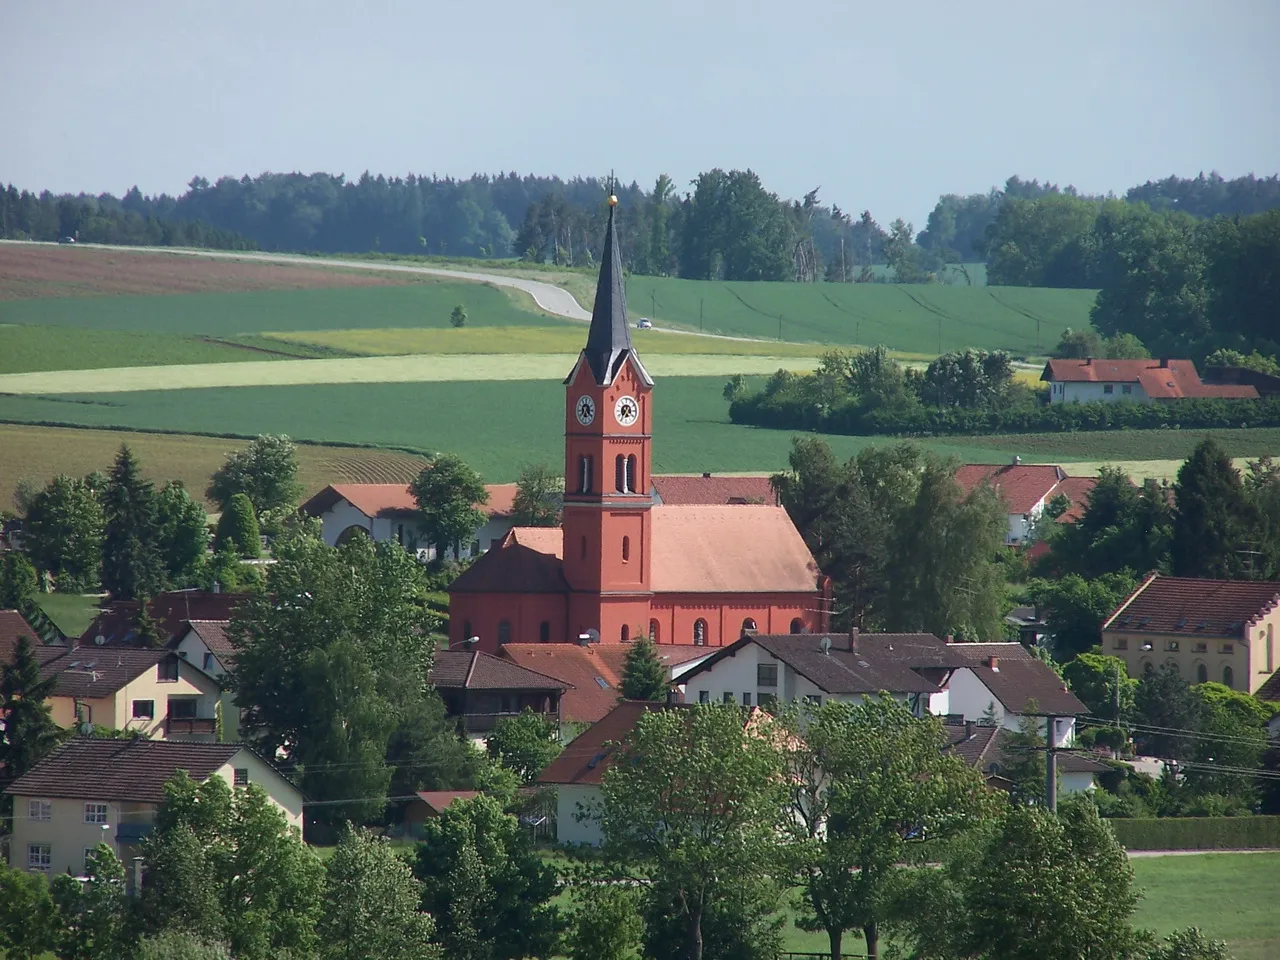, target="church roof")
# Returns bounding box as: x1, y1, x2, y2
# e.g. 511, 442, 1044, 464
448, 528, 570, 594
